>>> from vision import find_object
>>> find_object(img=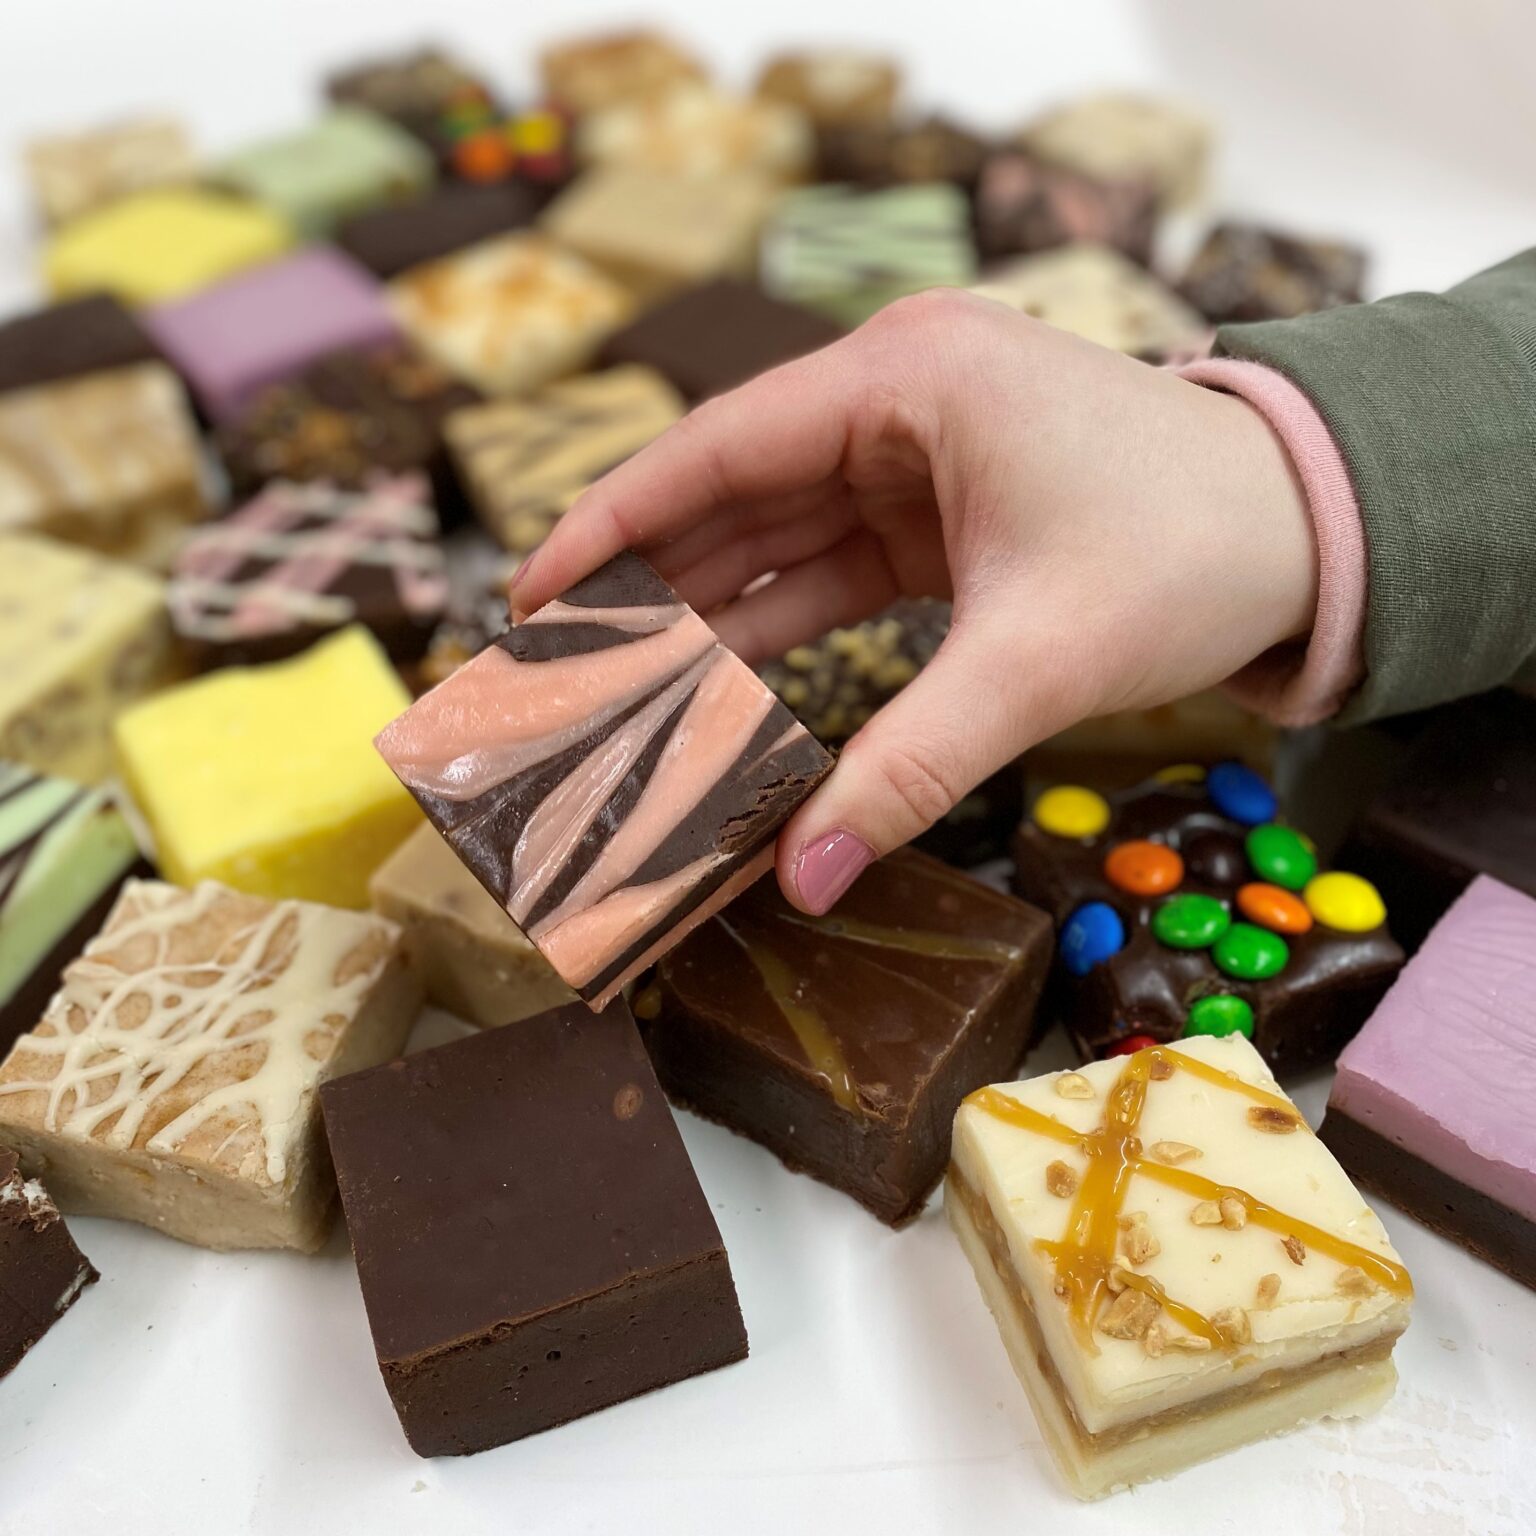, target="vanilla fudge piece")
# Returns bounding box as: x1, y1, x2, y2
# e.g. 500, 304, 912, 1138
370, 822, 574, 1027
114, 626, 420, 909
754, 50, 901, 130
0, 535, 176, 785
25, 116, 196, 227
948, 1034, 1412, 1499
0, 879, 420, 1251
388, 233, 633, 395
446, 366, 684, 553
1322, 877, 1536, 1290
539, 30, 707, 116
375, 552, 833, 1009
0, 362, 207, 568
